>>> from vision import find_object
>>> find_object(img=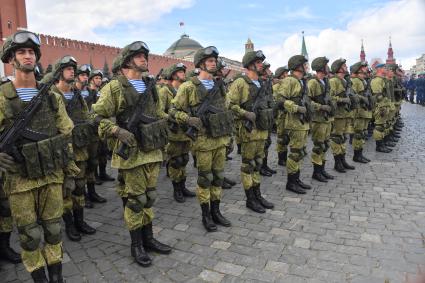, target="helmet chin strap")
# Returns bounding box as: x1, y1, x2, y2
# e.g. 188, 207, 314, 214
13, 58, 35, 73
